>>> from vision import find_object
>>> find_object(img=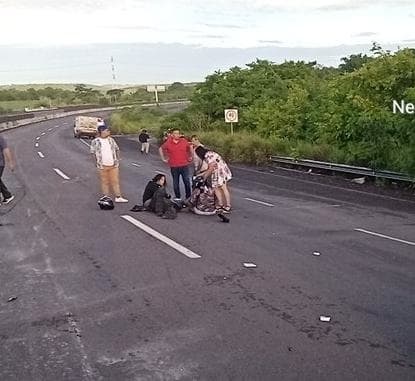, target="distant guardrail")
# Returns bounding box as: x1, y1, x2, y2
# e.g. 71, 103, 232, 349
0, 100, 190, 132
0, 106, 124, 132
270, 155, 414, 183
